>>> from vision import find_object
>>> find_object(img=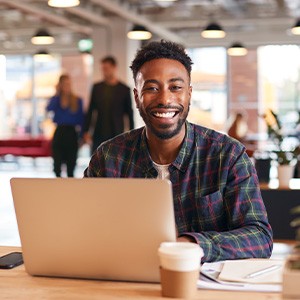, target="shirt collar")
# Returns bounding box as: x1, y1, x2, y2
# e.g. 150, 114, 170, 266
140, 121, 194, 174
140, 129, 157, 177
171, 121, 193, 172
